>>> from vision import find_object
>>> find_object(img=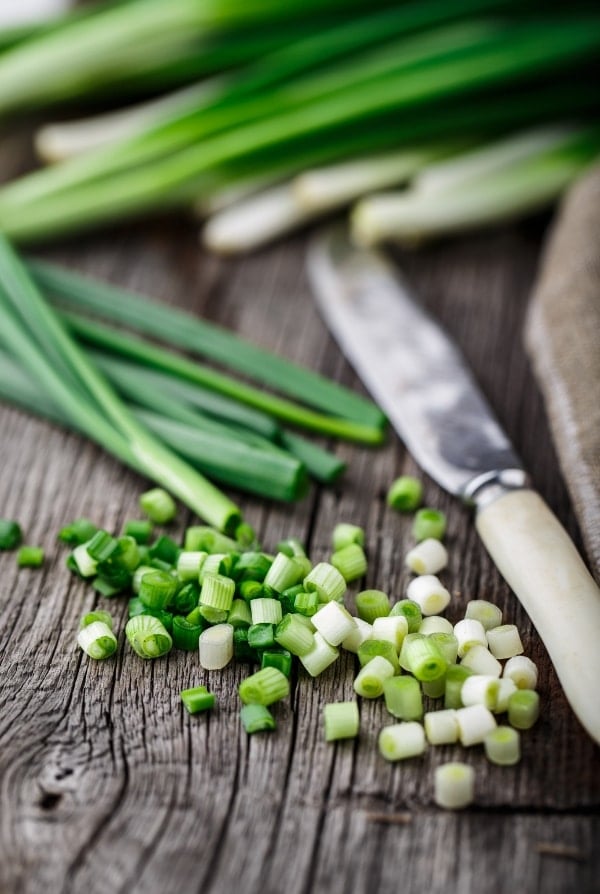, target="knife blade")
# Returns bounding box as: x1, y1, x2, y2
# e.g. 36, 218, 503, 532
307, 226, 600, 744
